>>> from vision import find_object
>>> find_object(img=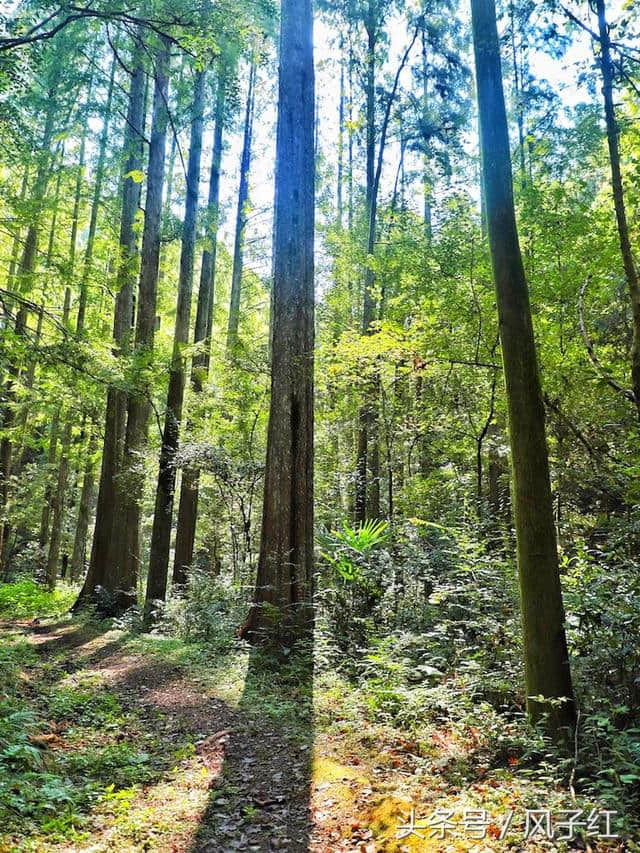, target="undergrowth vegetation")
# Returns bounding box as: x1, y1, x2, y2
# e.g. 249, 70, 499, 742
1, 515, 639, 848
0, 580, 77, 621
